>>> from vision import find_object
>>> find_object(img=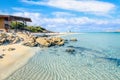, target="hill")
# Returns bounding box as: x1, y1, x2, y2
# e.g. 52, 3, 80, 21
10, 22, 52, 33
